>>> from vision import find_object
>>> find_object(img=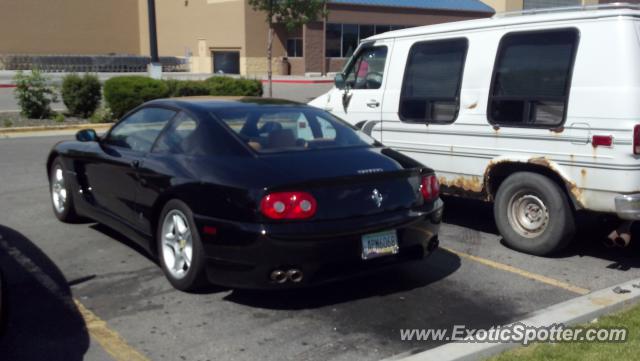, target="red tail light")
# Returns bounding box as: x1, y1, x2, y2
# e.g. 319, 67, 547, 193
592, 135, 613, 148
634, 125, 640, 155
260, 192, 317, 220
420, 175, 440, 201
